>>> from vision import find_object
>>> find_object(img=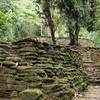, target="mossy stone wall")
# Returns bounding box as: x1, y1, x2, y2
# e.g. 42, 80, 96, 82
0, 38, 87, 100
